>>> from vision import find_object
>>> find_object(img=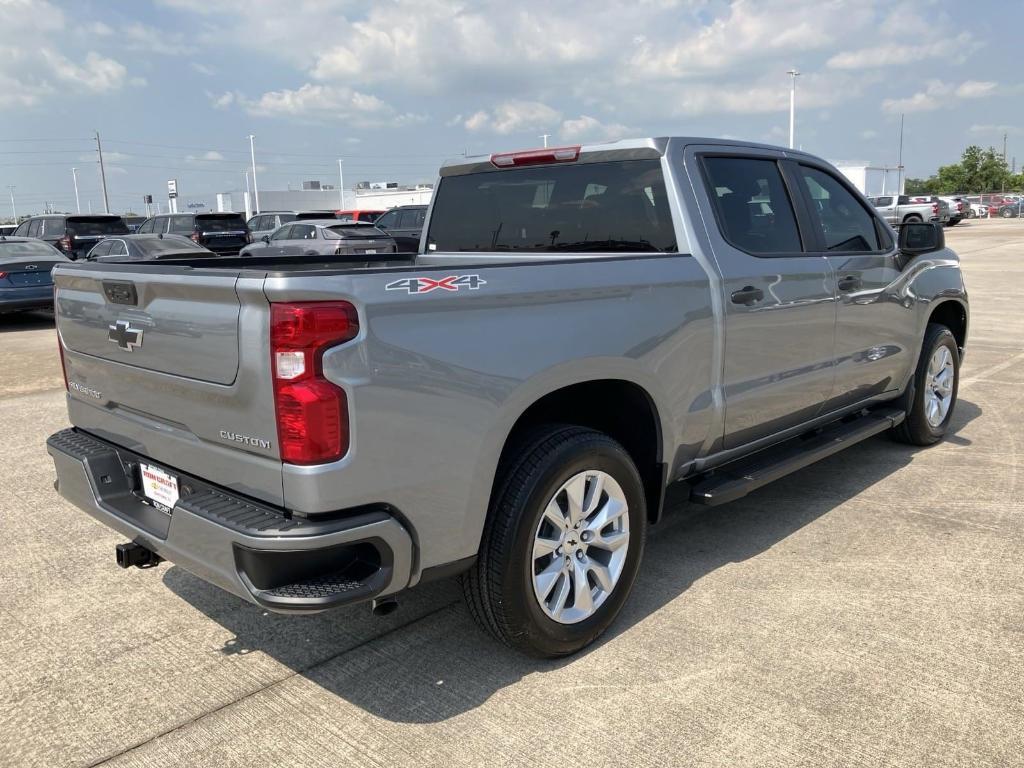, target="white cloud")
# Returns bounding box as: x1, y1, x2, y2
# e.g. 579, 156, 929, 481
186, 150, 226, 162
40, 50, 127, 92
882, 80, 997, 114
121, 22, 196, 56
827, 35, 969, 70
969, 124, 1021, 135
465, 101, 562, 134
190, 61, 216, 76
560, 115, 632, 142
